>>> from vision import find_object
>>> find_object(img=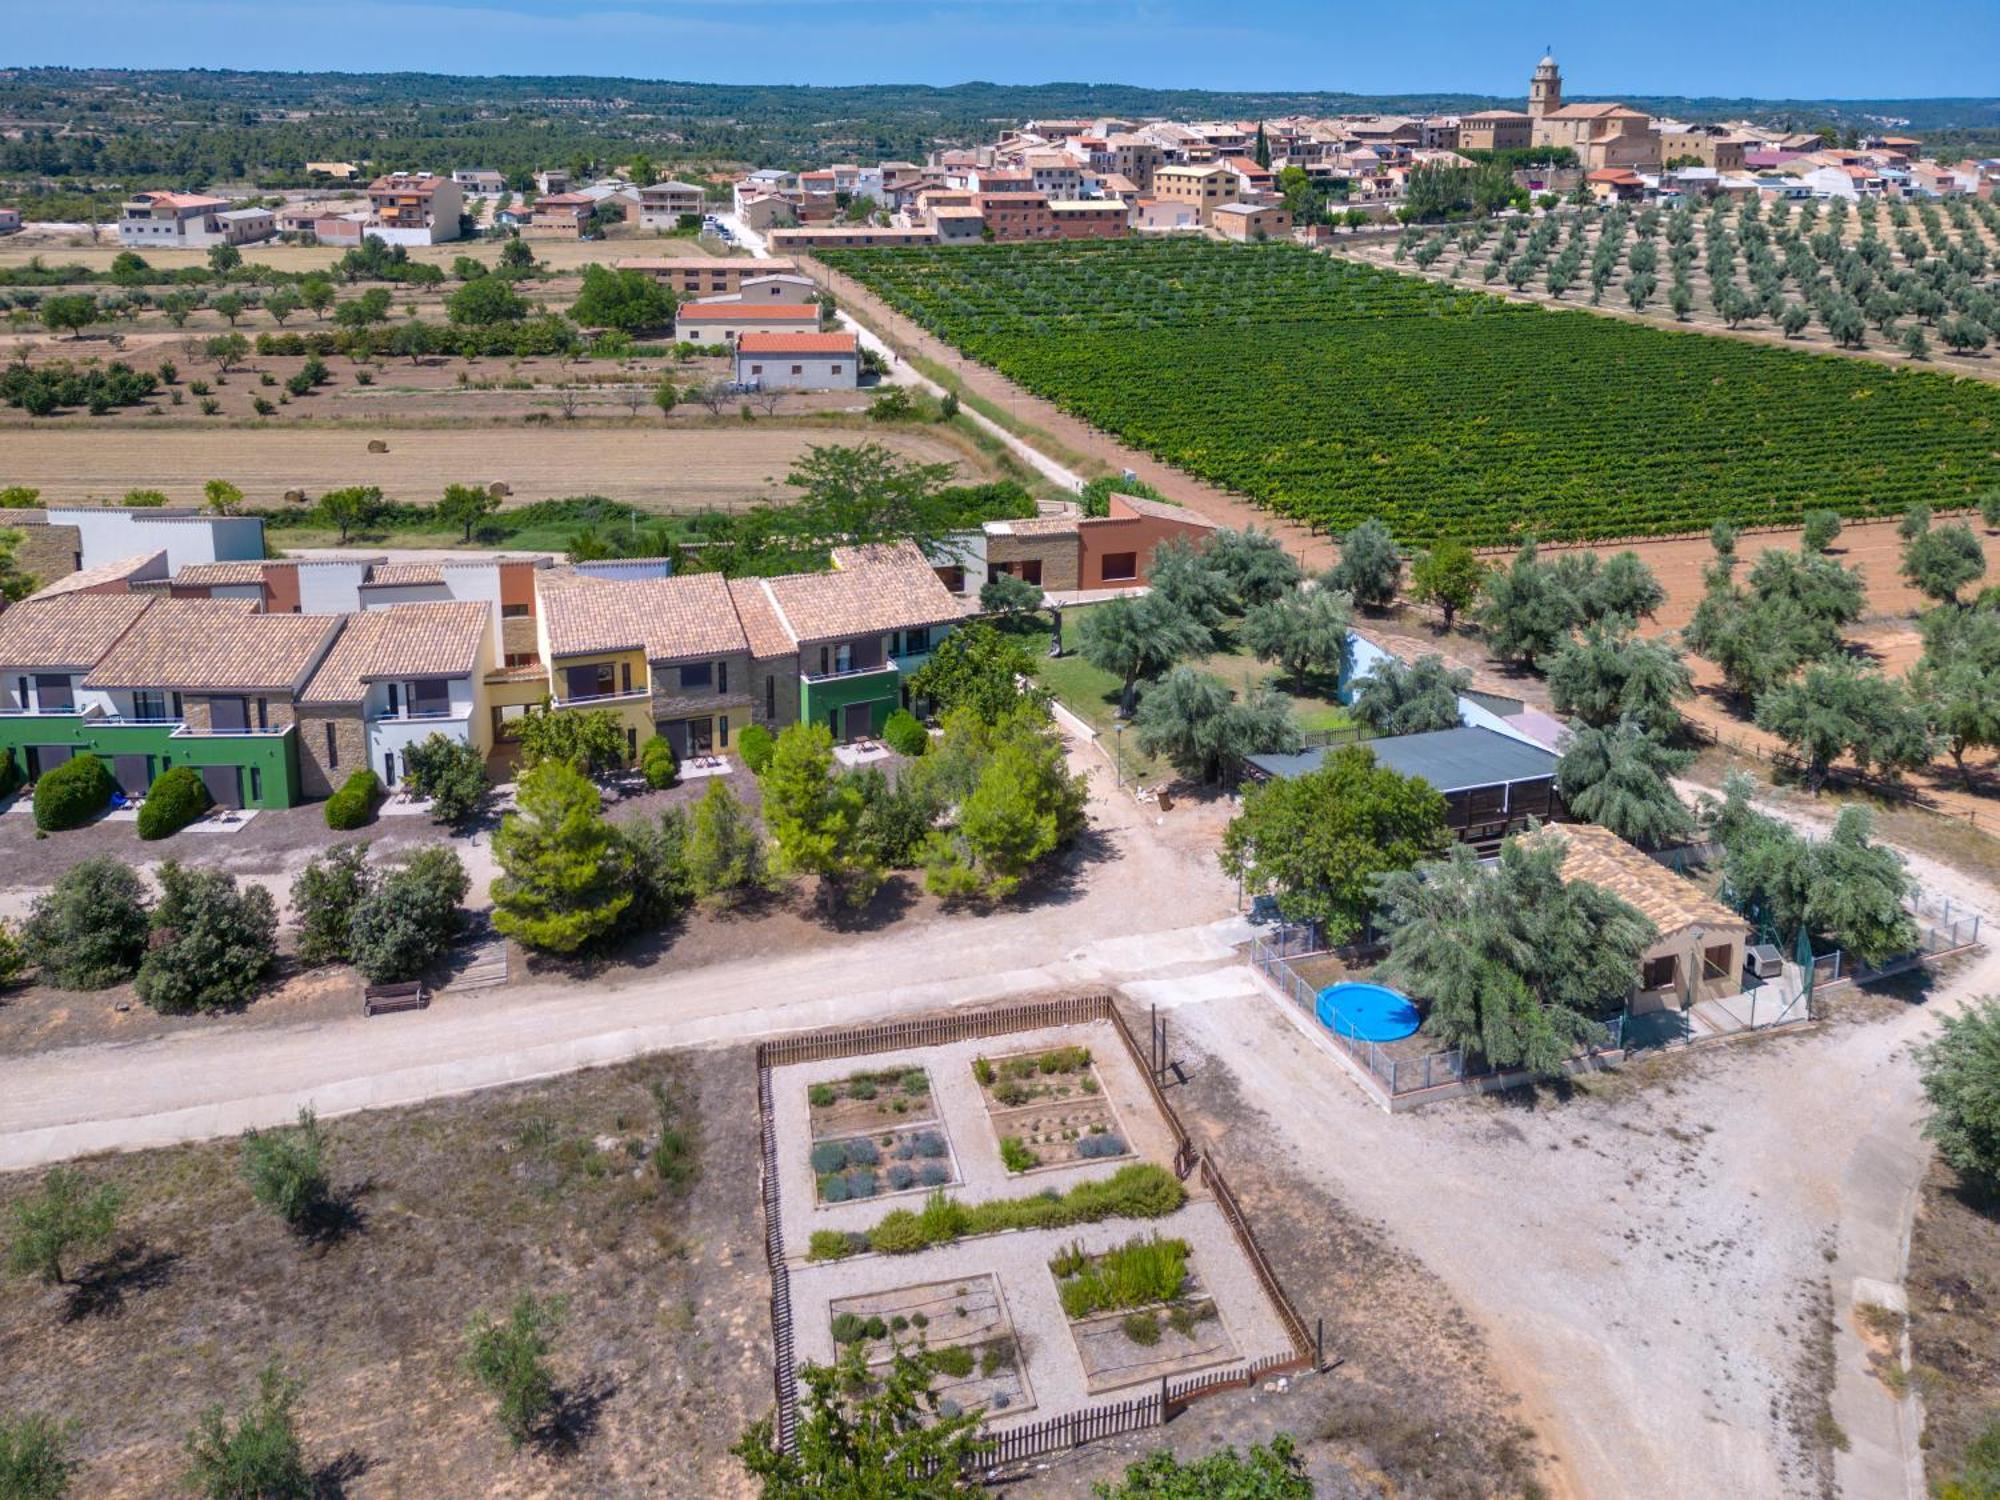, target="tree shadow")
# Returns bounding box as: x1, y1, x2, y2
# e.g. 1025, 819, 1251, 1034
531, 1373, 618, 1461
63, 1243, 182, 1322
298, 1179, 373, 1249
825, 873, 920, 933
313, 1450, 374, 1499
